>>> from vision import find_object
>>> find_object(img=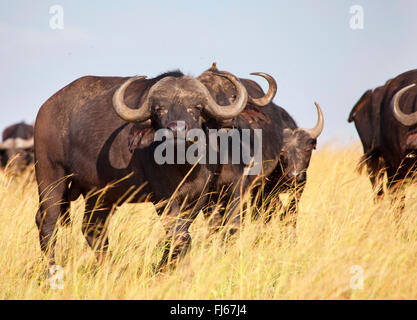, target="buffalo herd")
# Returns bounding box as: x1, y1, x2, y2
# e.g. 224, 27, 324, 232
2, 65, 417, 273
